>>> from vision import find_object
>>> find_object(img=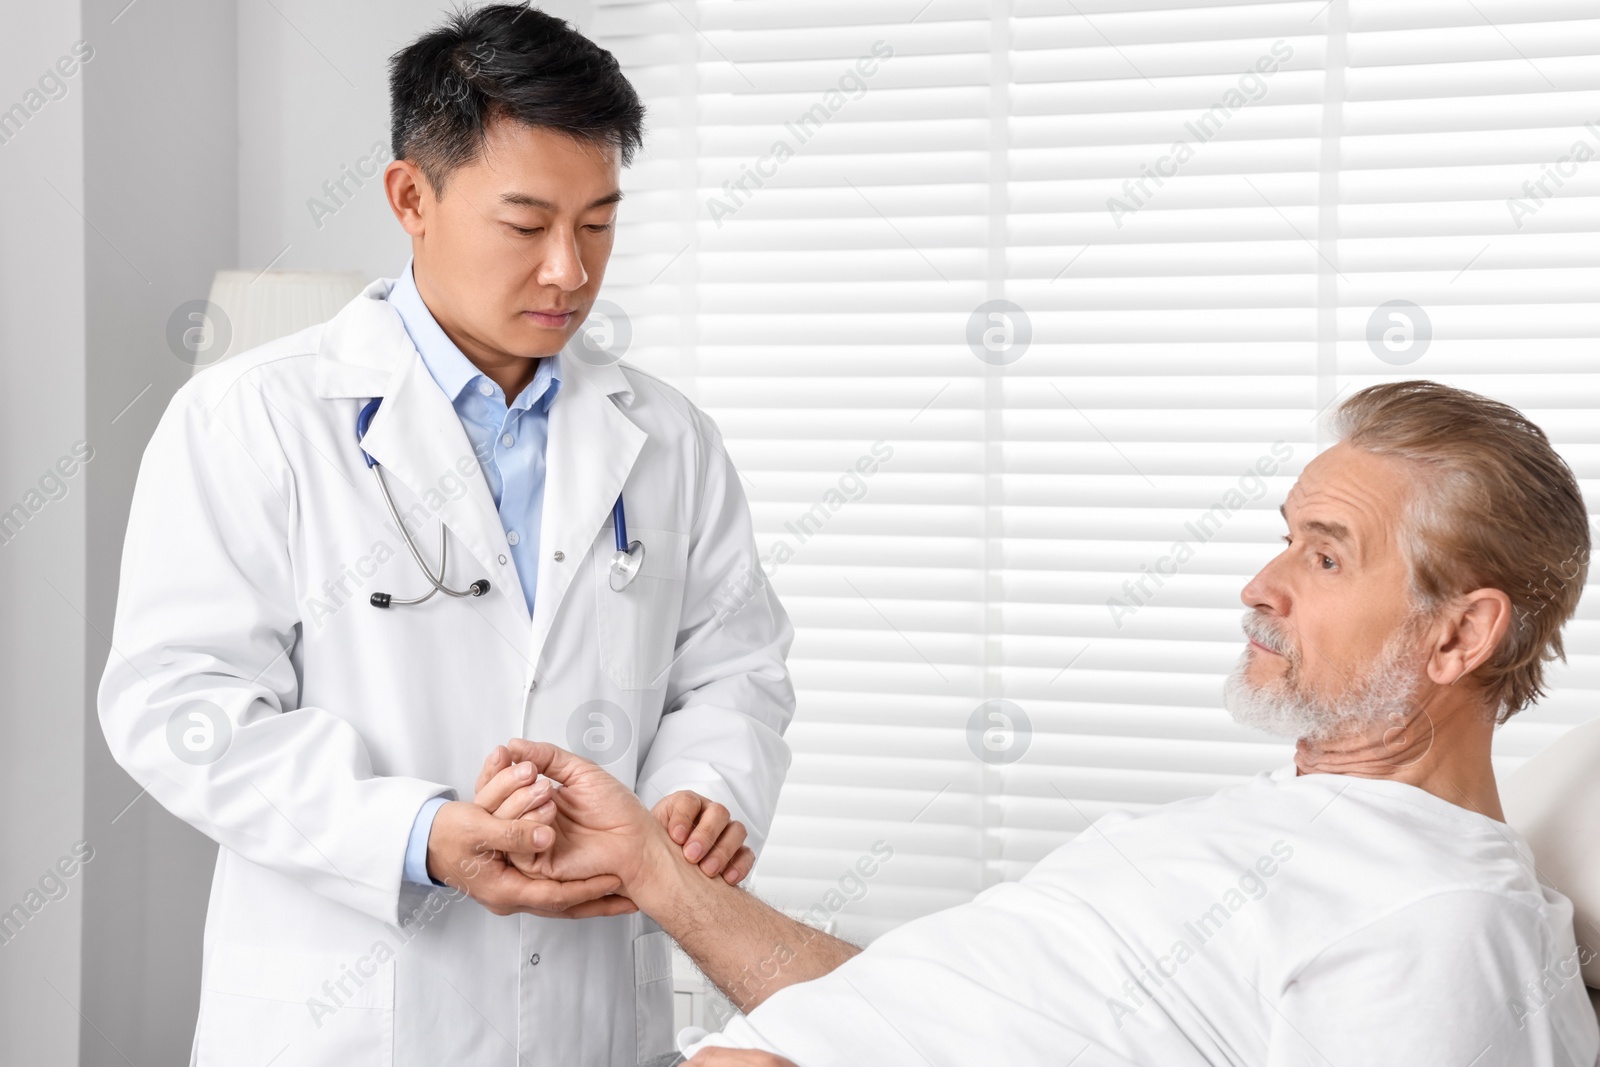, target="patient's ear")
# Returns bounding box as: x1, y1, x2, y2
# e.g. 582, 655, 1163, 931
1426, 587, 1512, 689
